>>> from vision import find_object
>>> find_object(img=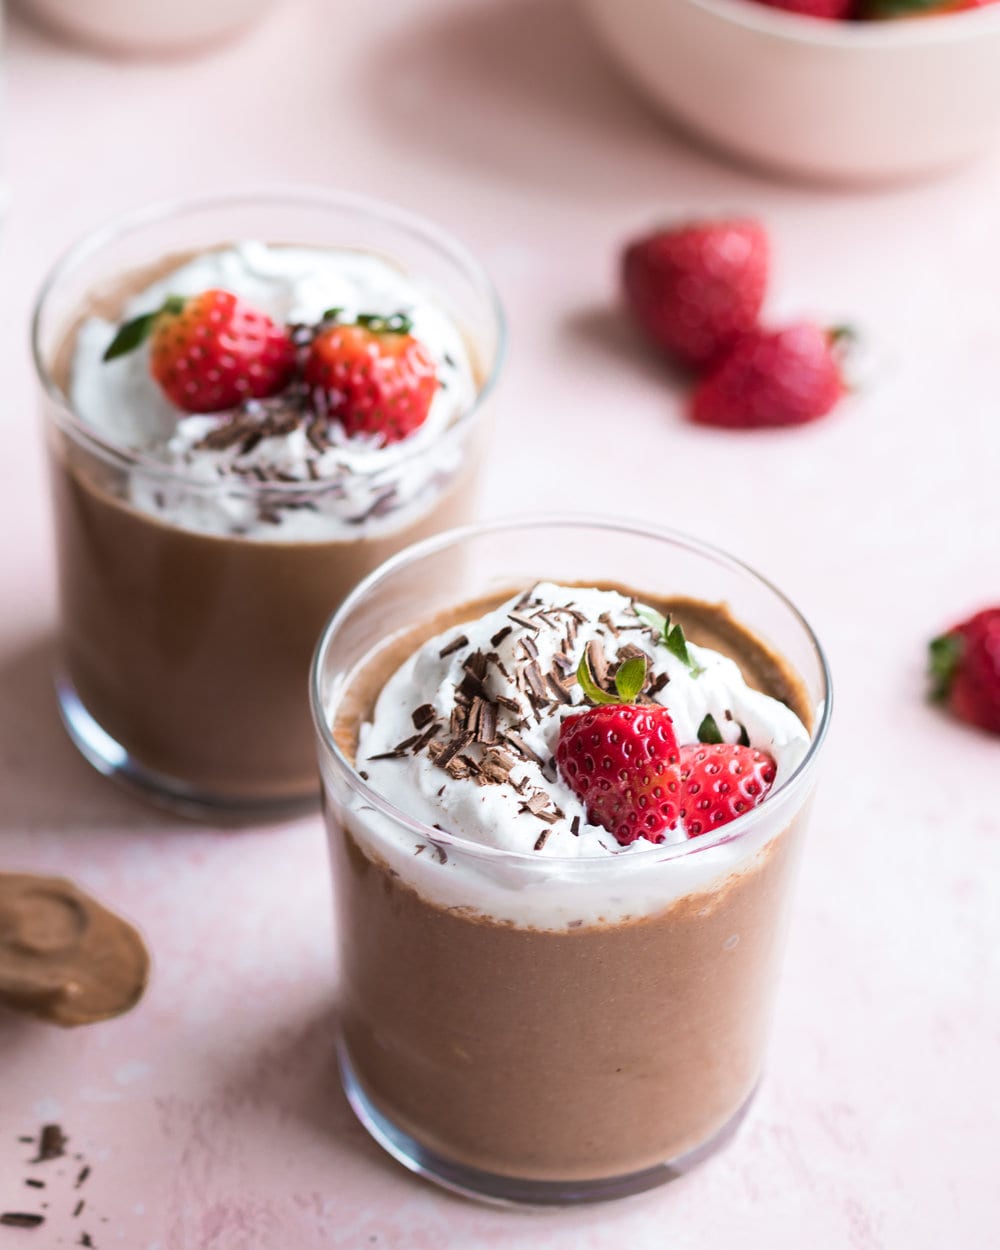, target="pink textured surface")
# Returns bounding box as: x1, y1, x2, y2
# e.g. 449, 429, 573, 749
1, 1, 999, 1246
